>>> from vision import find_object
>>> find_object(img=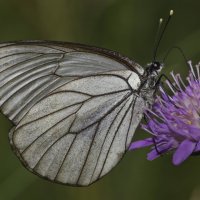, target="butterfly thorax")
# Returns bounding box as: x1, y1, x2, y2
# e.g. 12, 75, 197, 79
139, 61, 164, 106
